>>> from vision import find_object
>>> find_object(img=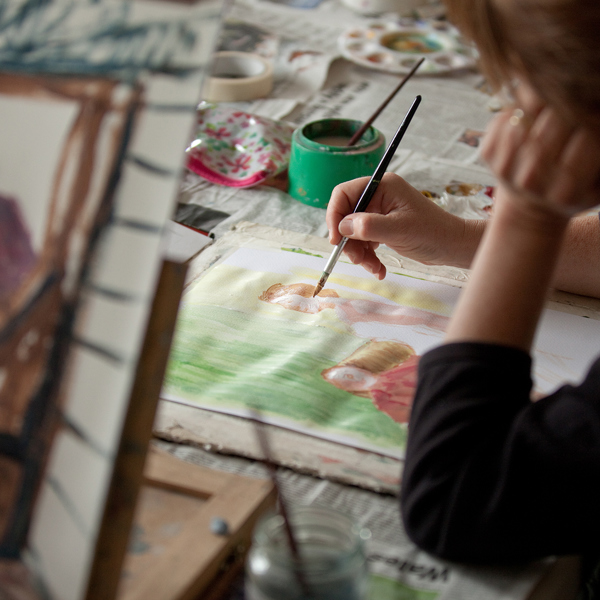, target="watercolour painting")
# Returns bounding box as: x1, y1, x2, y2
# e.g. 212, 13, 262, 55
164, 243, 600, 459
0, 1, 223, 598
